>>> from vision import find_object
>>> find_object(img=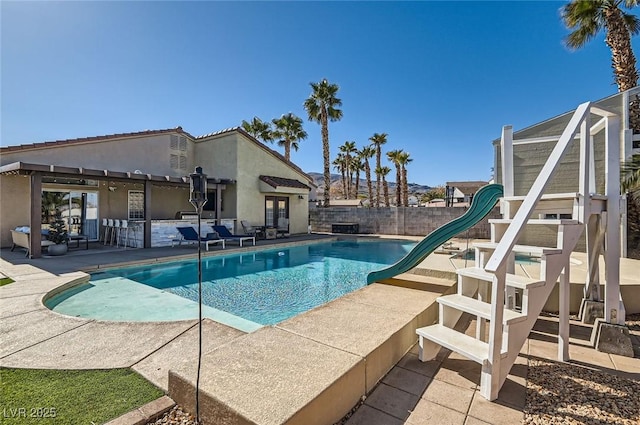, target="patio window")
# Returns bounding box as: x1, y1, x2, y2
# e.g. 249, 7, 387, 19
128, 191, 144, 220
